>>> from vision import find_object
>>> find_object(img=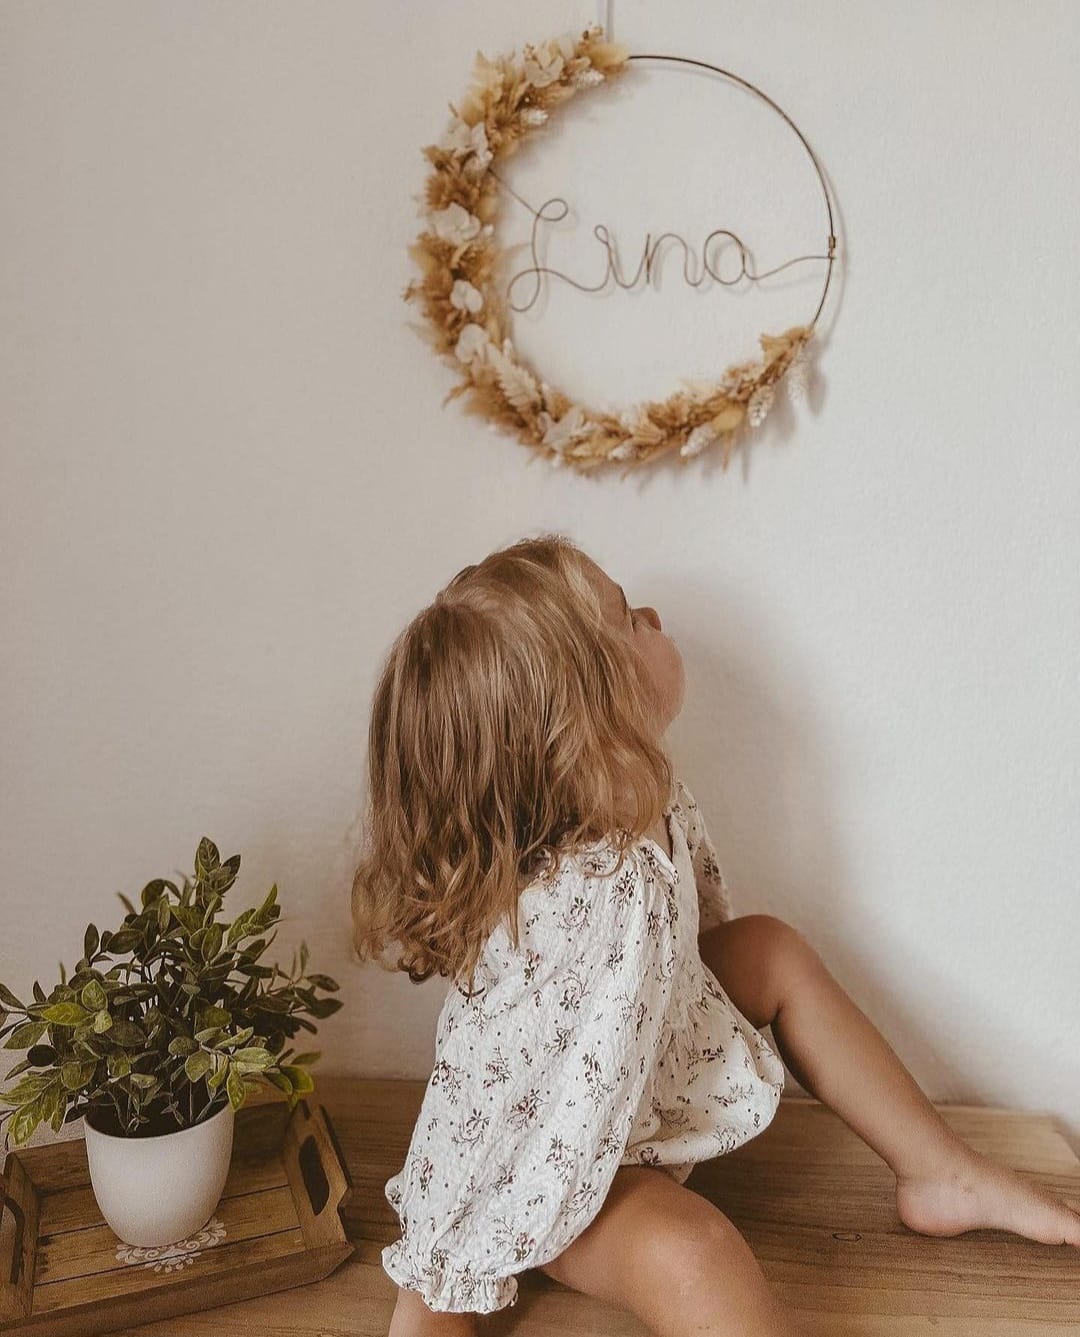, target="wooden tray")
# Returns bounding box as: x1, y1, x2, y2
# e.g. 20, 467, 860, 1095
0, 1097, 353, 1337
